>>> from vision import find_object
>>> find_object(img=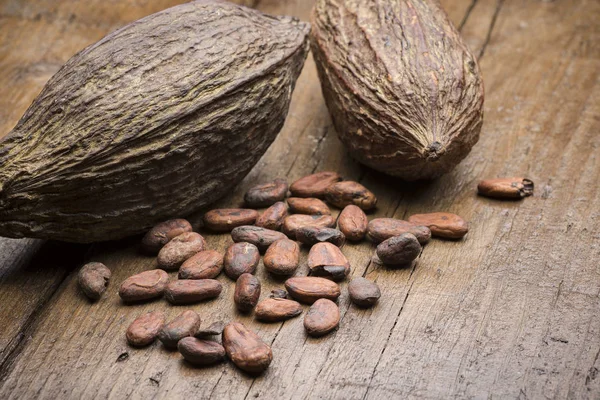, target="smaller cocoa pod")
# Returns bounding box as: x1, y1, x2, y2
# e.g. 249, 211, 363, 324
195, 321, 226, 338
324, 181, 377, 210
376, 233, 422, 266
255, 298, 303, 322
348, 277, 380, 308
223, 322, 273, 374
285, 276, 341, 304
282, 214, 336, 238
157, 232, 206, 270
158, 310, 201, 349
203, 209, 259, 232
234, 273, 261, 313
178, 250, 223, 280
119, 269, 169, 303
141, 219, 193, 254
223, 242, 260, 280
244, 179, 289, 207
289, 171, 342, 198
78, 262, 111, 300
295, 227, 345, 247
164, 279, 222, 305
408, 212, 468, 239
478, 177, 534, 199
304, 298, 339, 337
287, 197, 330, 215
231, 226, 287, 252
126, 311, 165, 347
264, 238, 300, 276
367, 218, 431, 244
178, 337, 226, 366
270, 289, 288, 299
307, 242, 350, 281
255, 202, 288, 231
337, 205, 368, 241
